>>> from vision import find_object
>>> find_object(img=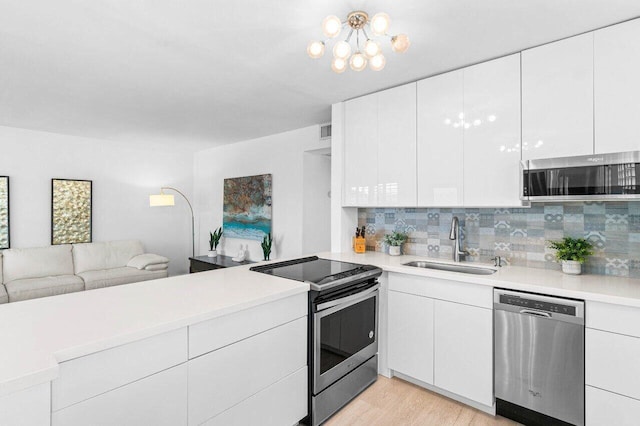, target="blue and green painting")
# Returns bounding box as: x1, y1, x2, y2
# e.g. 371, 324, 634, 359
223, 174, 272, 241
